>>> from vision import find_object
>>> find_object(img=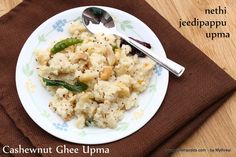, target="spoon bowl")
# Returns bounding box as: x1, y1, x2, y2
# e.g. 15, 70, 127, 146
82, 7, 116, 34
